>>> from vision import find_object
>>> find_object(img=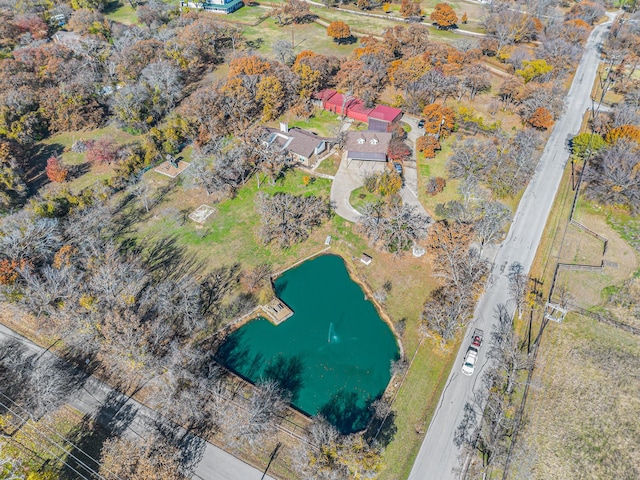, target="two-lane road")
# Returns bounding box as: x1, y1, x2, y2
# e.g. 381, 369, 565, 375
408, 14, 616, 480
